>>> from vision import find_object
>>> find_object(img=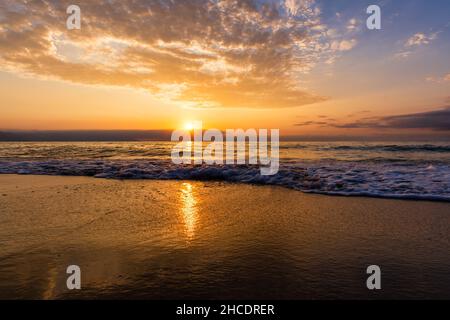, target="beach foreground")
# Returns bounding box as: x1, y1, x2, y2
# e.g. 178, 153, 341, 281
1, 174, 450, 299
